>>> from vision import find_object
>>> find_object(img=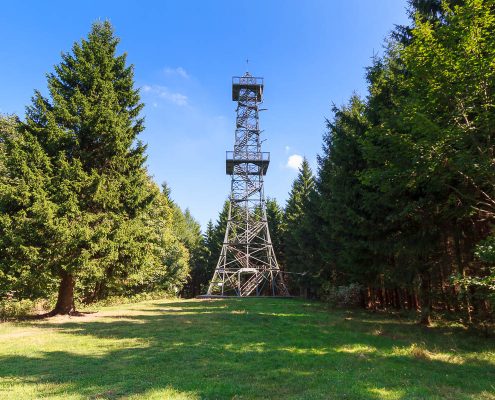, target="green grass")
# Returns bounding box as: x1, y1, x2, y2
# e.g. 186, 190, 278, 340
0, 298, 494, 399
